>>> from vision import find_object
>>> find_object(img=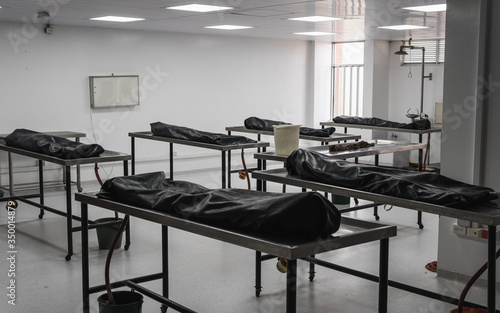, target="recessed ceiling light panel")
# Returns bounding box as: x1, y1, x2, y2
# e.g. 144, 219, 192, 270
166, 4, 233, 13
205, 25, 253, 30
378, 25, 429, 30
90, 16, 145, 22
402, 4, 447, 12
294, 31, 334, 36
288, 16, 342, 22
